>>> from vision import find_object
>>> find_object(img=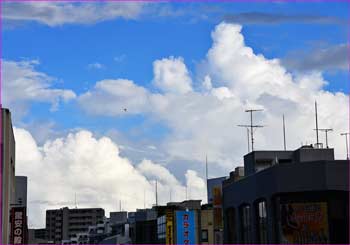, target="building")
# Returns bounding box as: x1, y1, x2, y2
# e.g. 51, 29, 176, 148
132, 208, 158, 244
1, 108, 16, 244
207, 177, 227, 204
223, 145, 349, 243
15, 176, 27, 207
28, 228, 49, 244
157, 200, 202, 244
45, 207, 105, 243
201, 204, 214, 244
